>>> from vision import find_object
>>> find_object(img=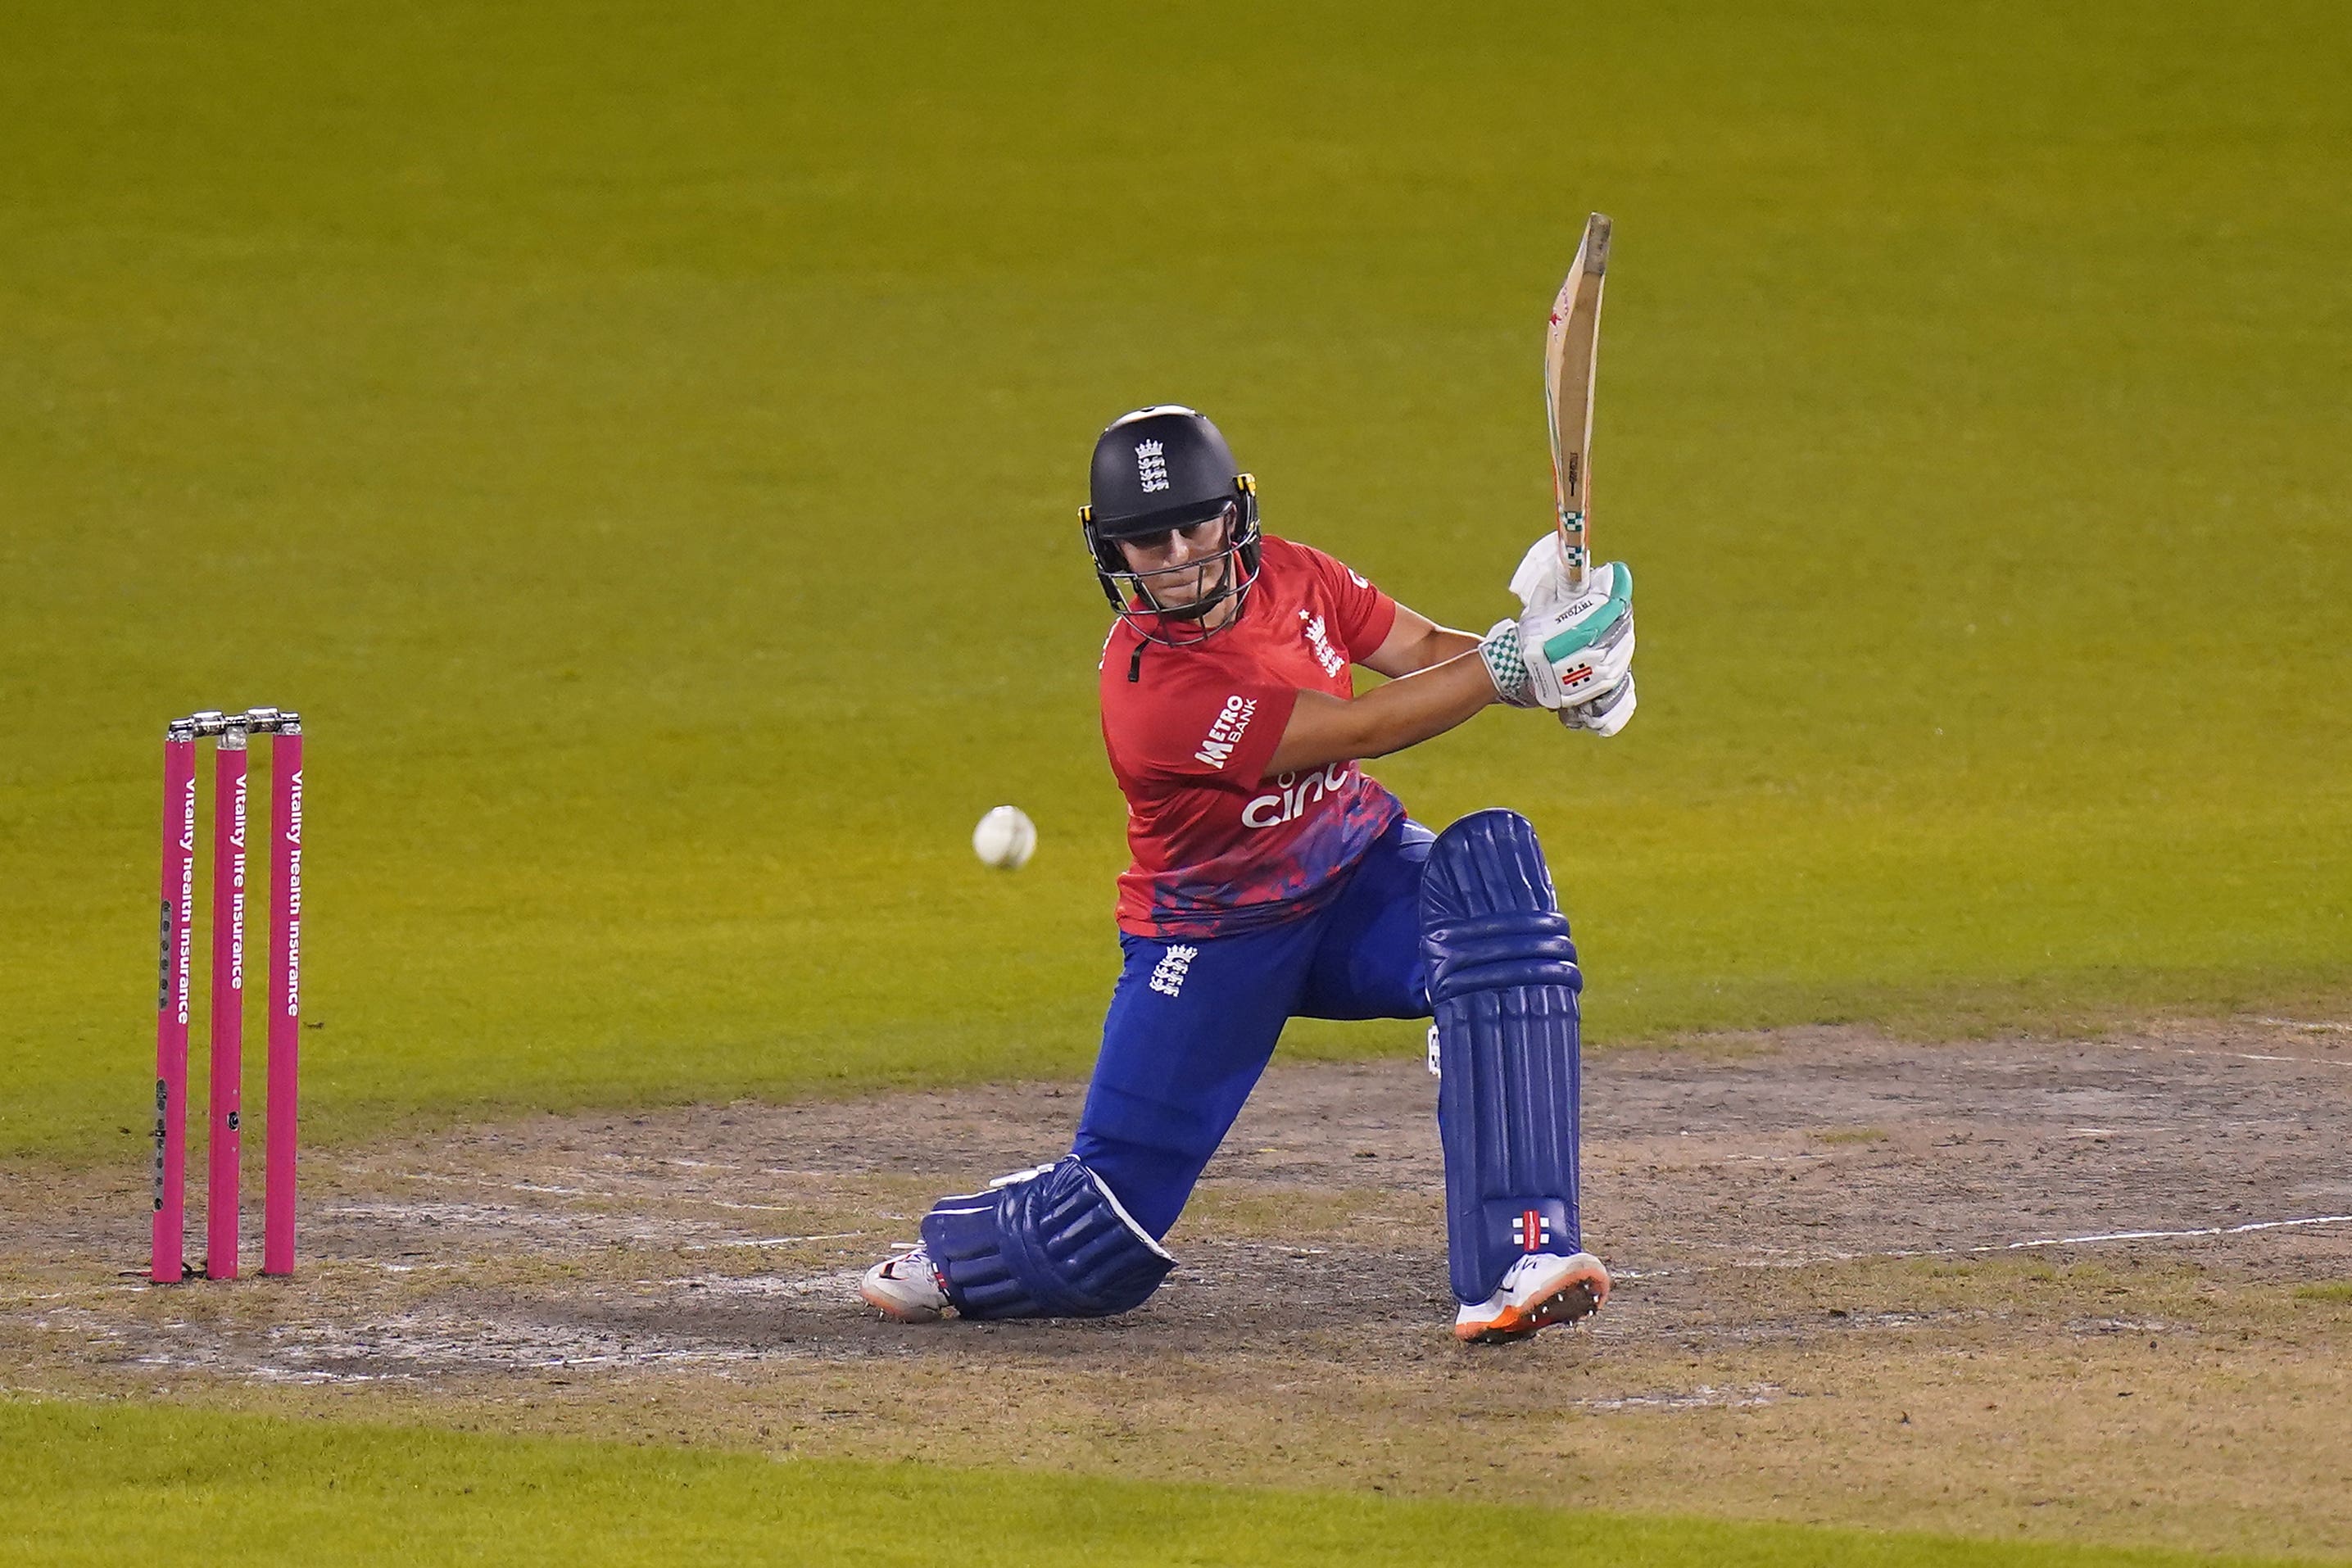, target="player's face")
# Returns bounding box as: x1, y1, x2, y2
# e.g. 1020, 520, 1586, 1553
1116, 507, 1235, 619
